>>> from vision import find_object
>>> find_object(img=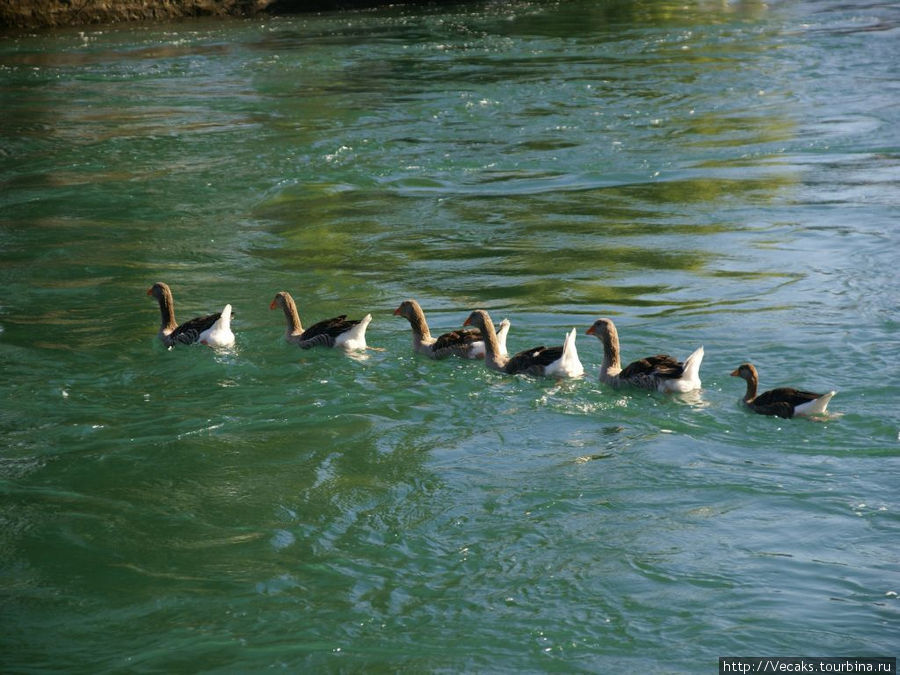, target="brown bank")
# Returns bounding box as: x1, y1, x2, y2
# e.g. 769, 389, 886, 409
0, 0, 436, 30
